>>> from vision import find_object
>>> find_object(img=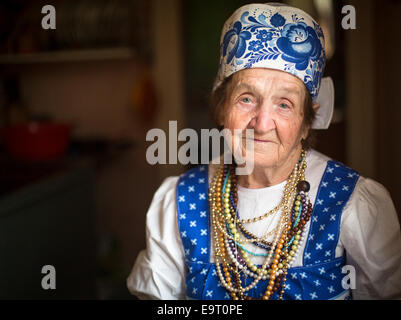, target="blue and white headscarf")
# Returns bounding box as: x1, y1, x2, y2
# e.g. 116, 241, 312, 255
214, 3, 334, 129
